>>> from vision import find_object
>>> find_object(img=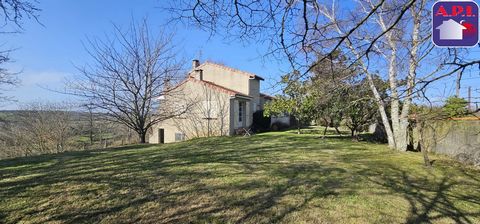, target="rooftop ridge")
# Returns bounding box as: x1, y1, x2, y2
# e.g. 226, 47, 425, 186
194, 61, 265, 81
188, 78, 251, 98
